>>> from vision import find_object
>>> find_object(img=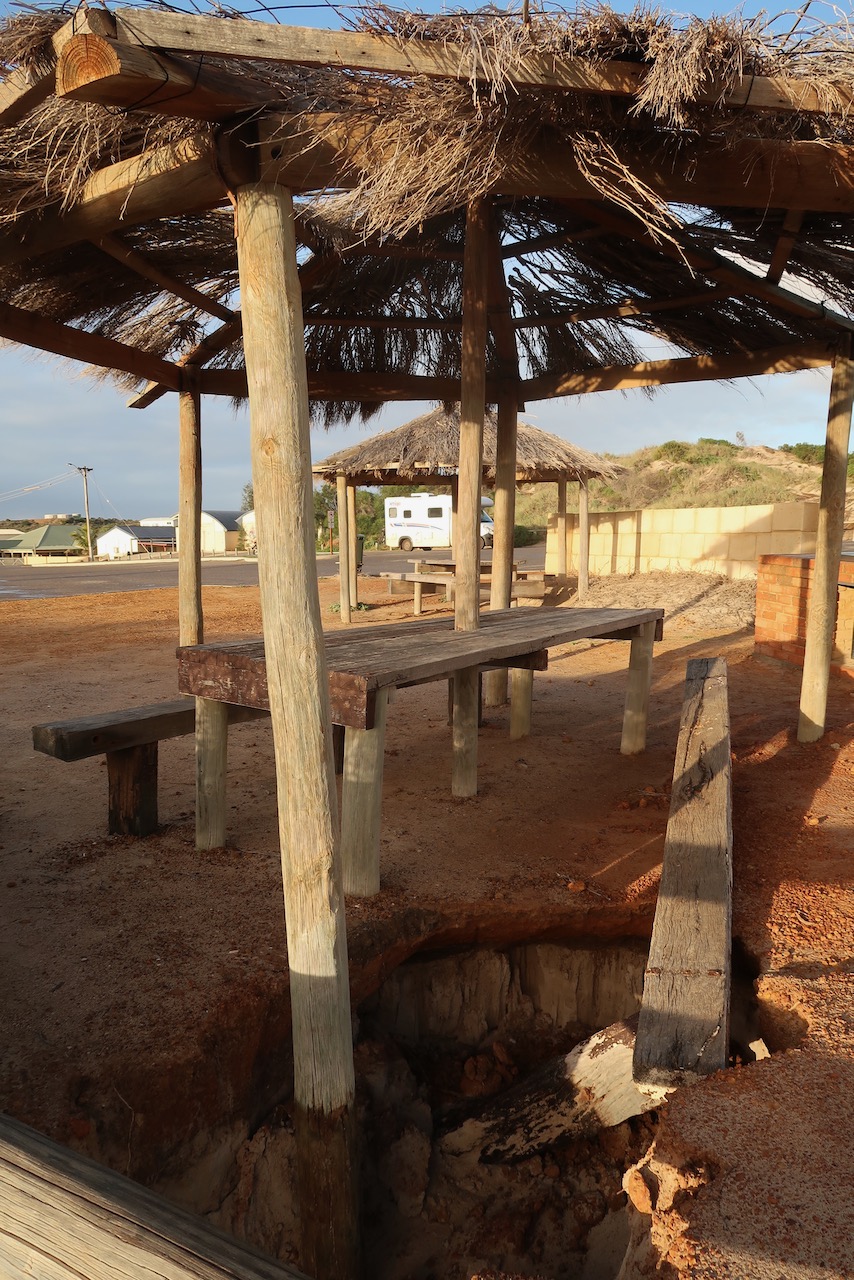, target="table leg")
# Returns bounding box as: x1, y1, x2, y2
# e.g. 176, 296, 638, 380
341, 688, 389, 896
452, 666, 479, 797
196, 696, 228, 849
620, 620, 656, 755
510, 667, 534, 740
